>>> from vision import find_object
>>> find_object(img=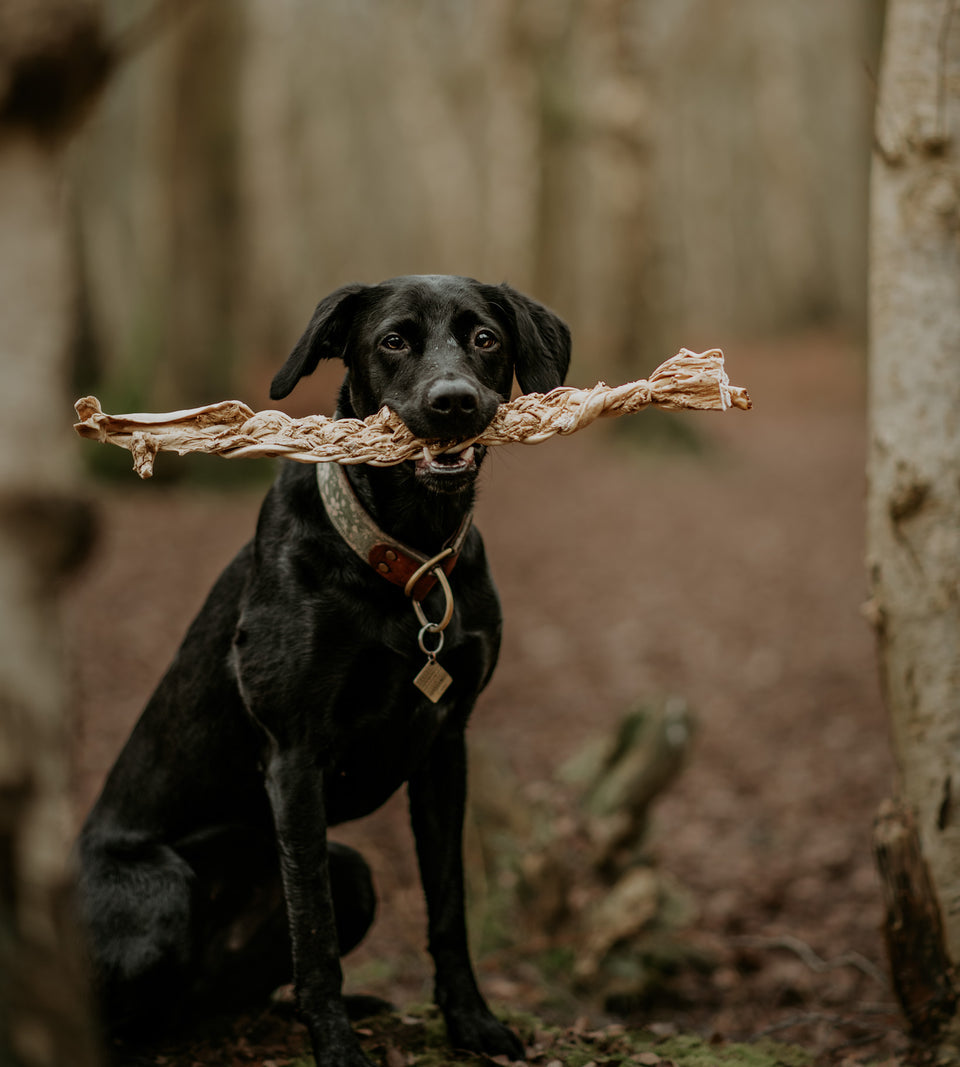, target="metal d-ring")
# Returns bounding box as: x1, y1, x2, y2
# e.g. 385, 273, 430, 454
405, 549, 455, 633
411, 566, 454, 632
404, 547, 453, 598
